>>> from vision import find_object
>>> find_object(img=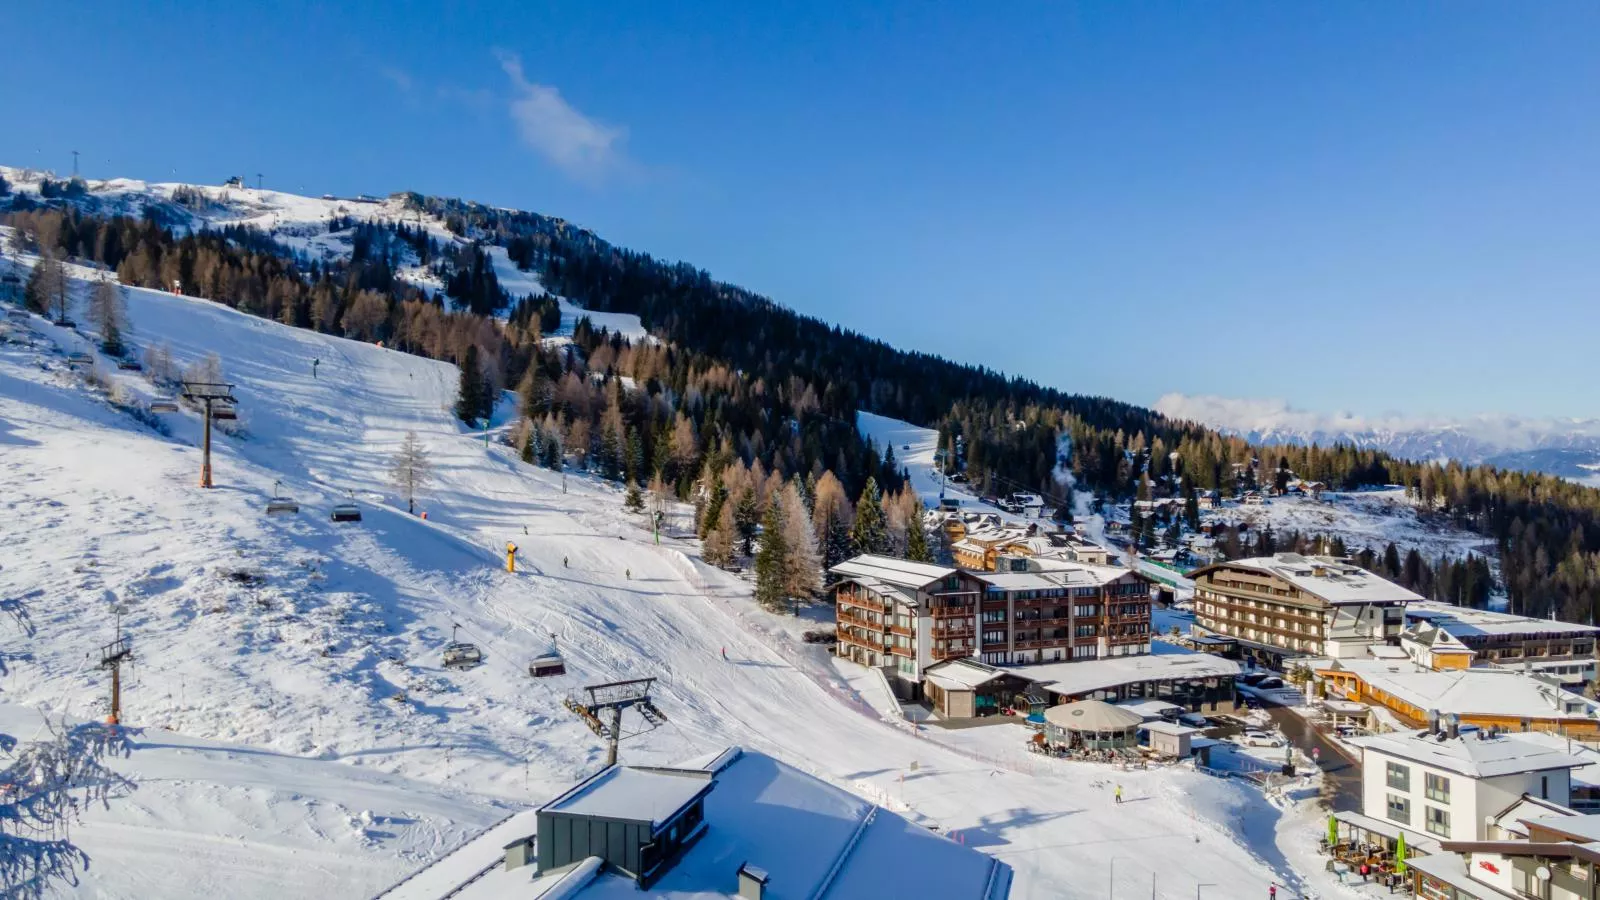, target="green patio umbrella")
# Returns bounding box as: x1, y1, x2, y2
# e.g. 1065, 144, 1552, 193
1395, 831, 1408, 876
1327, 814, 1339, 847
